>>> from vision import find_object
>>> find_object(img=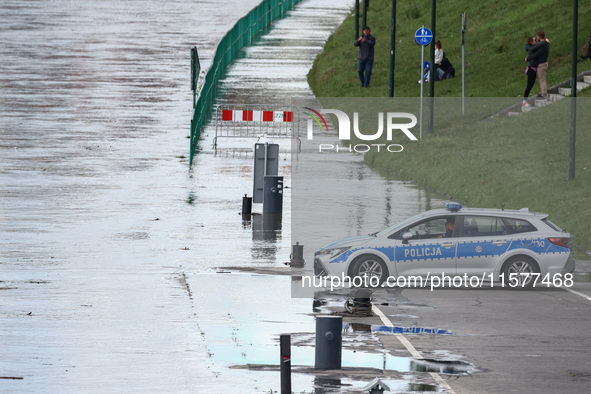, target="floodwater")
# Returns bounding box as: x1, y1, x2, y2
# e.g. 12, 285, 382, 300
1, 0, 442, 392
